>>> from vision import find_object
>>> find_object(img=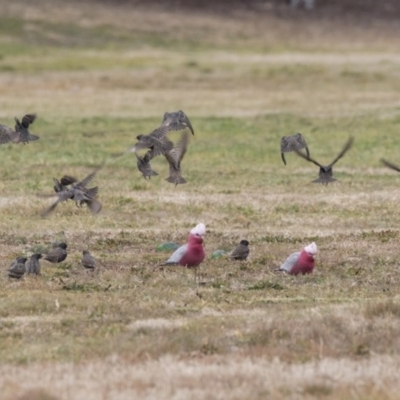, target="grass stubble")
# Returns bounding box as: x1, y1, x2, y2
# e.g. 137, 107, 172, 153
1, 0, 400, 399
